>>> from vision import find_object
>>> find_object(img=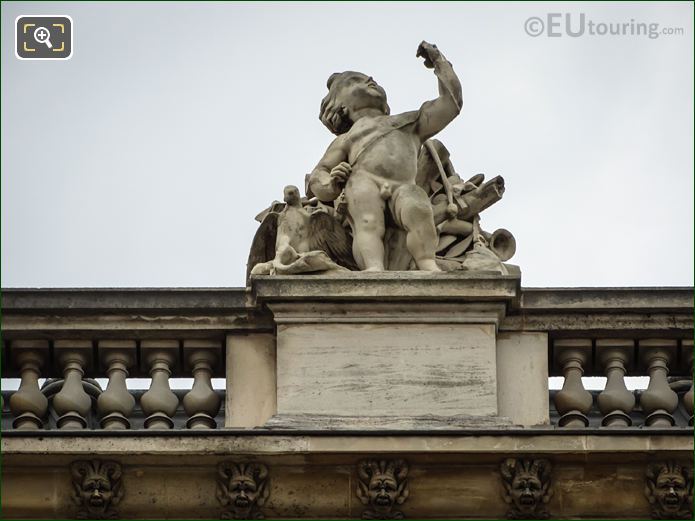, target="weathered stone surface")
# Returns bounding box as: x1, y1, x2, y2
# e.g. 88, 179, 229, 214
226, 333, 277, 428
264, 414, 514, 431
520, 287, 693, 312
253, 271, 521, 304
3, 433, 693, 457
2, 284, 693, 520
3, 453, 694, 519
496, 332, 549, 426
276, 322, 498, 417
